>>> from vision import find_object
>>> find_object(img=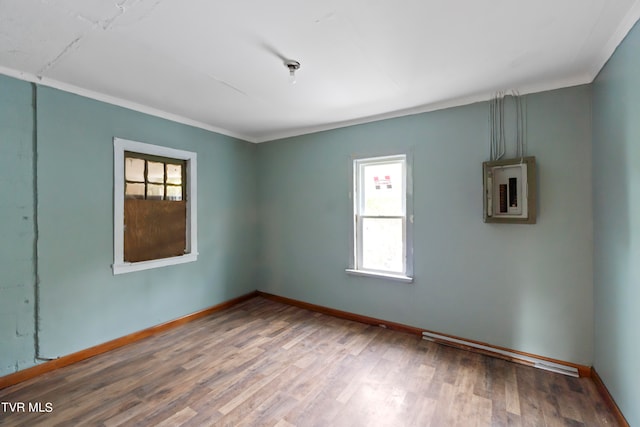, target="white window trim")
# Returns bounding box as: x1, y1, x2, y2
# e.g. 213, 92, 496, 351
113, 137, 198, 274
345, 268, 413, 283
347, 153, 413, 283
